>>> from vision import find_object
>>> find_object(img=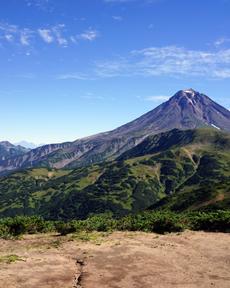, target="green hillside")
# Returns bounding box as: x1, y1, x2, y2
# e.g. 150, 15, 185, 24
151, 150, 230, 212
0, 128, 229, 219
